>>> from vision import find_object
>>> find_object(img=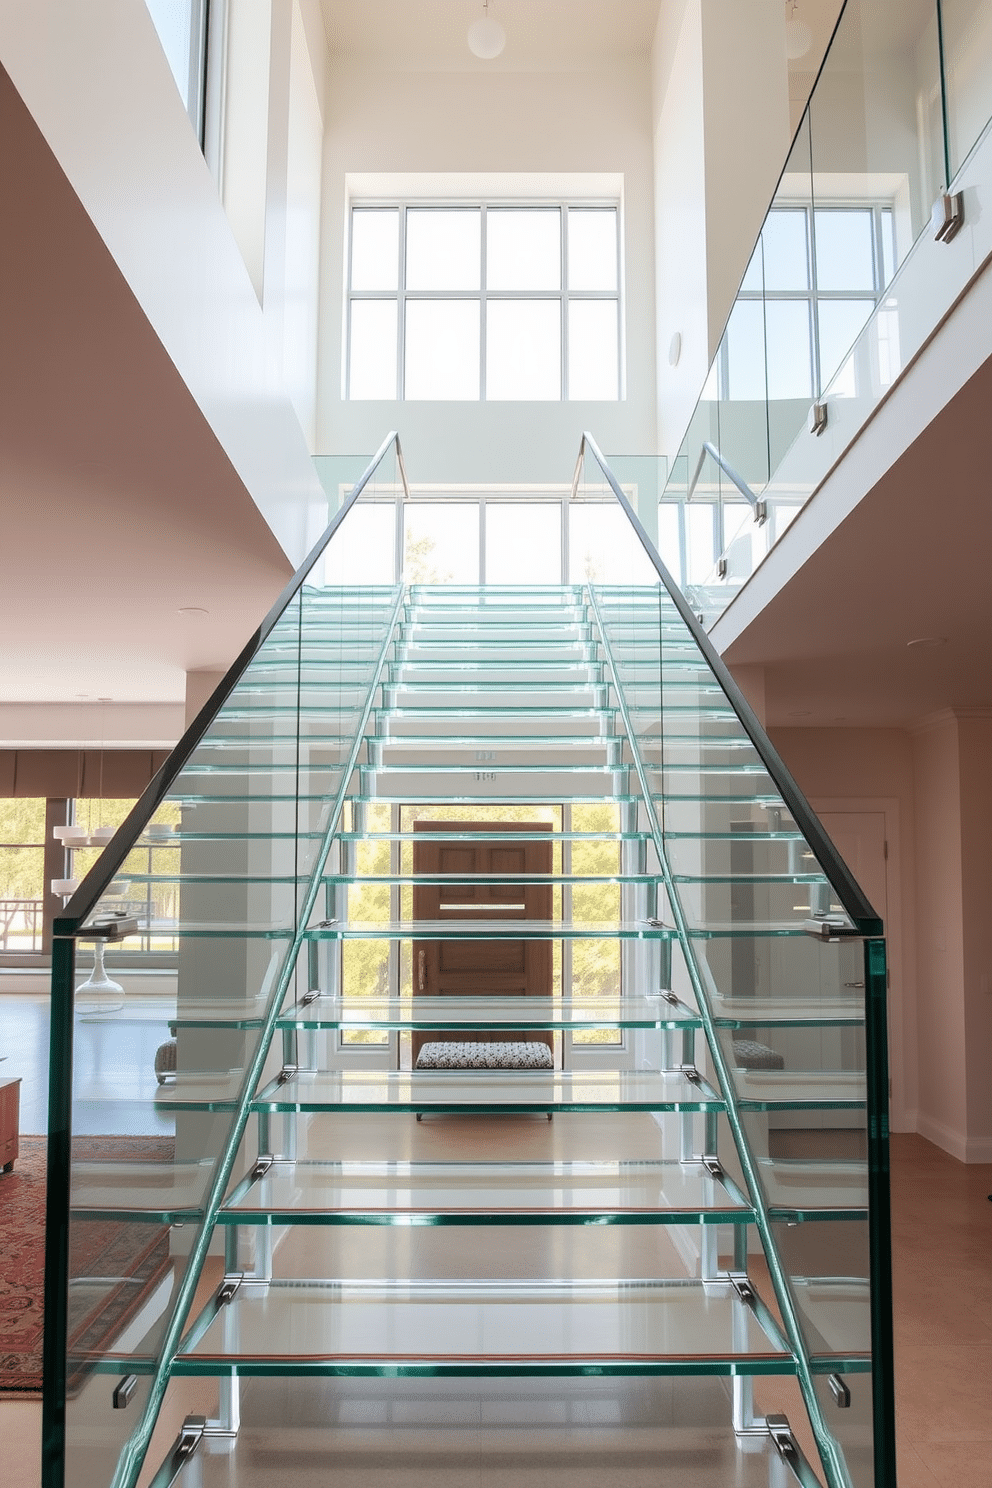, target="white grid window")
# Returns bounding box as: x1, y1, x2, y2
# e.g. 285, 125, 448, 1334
346, 203, 621, 402
724, 203, 895, 402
